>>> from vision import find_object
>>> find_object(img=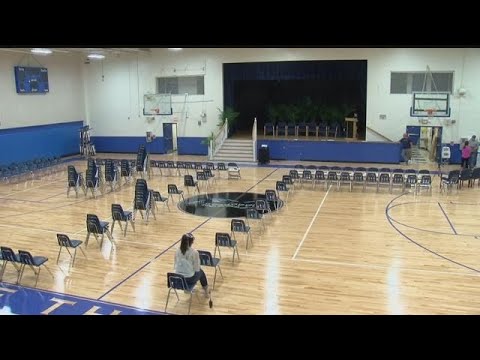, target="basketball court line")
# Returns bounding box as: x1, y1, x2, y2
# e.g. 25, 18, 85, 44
292, 184, 332, 260
388, 203, 478, 238
385, 194, 480, 274
437, 202, 457, 235
243, 252, 480, 278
